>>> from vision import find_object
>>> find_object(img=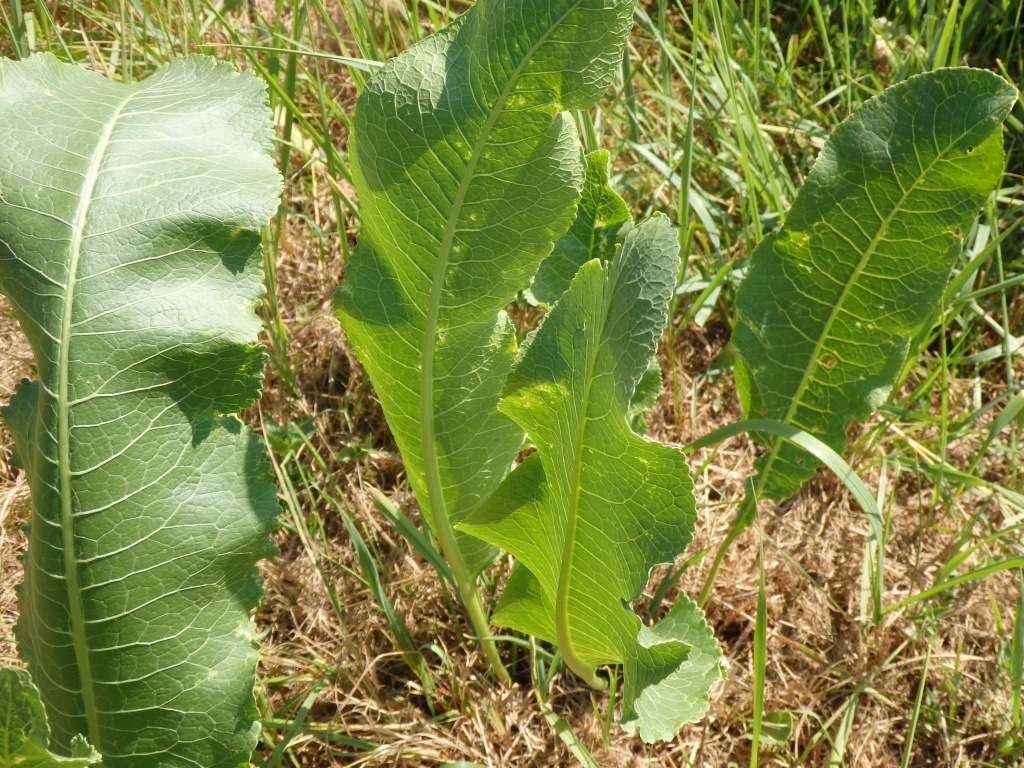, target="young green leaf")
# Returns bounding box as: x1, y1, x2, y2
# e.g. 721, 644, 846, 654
0, 54, 281, 766
461, 215, 724, 741
334, 0, 632, 672
733, 68, 1017, 500
528, 149, 632, 306
529, 149, 658, 432
0, 667, 101, 767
